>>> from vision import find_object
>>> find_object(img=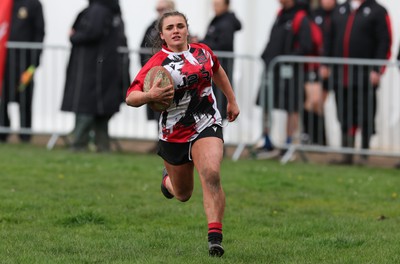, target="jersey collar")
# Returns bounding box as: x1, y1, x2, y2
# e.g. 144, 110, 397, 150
162, 44, 191, 55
